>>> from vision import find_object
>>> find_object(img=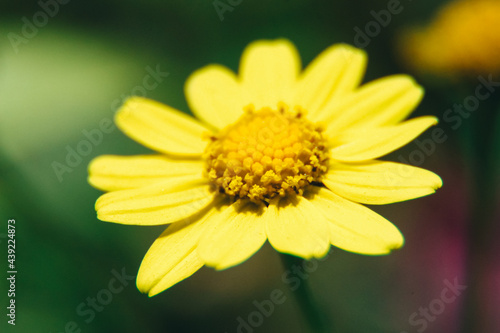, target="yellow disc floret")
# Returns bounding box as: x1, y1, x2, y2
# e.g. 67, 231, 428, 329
204, 103, 329, 203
